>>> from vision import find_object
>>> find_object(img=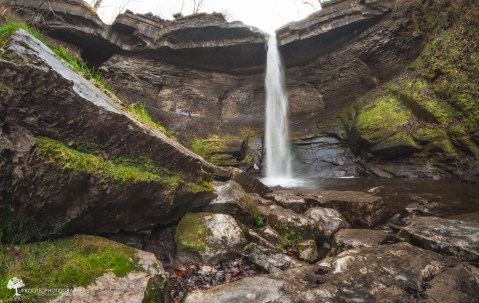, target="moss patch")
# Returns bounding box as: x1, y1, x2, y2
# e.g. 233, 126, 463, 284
0, 236, 139, 301
347, 7, 479, 163
191, 135, 244, 166
176, 213, 212, 255
36, 137, 182, 185
128, 103, 176, 140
